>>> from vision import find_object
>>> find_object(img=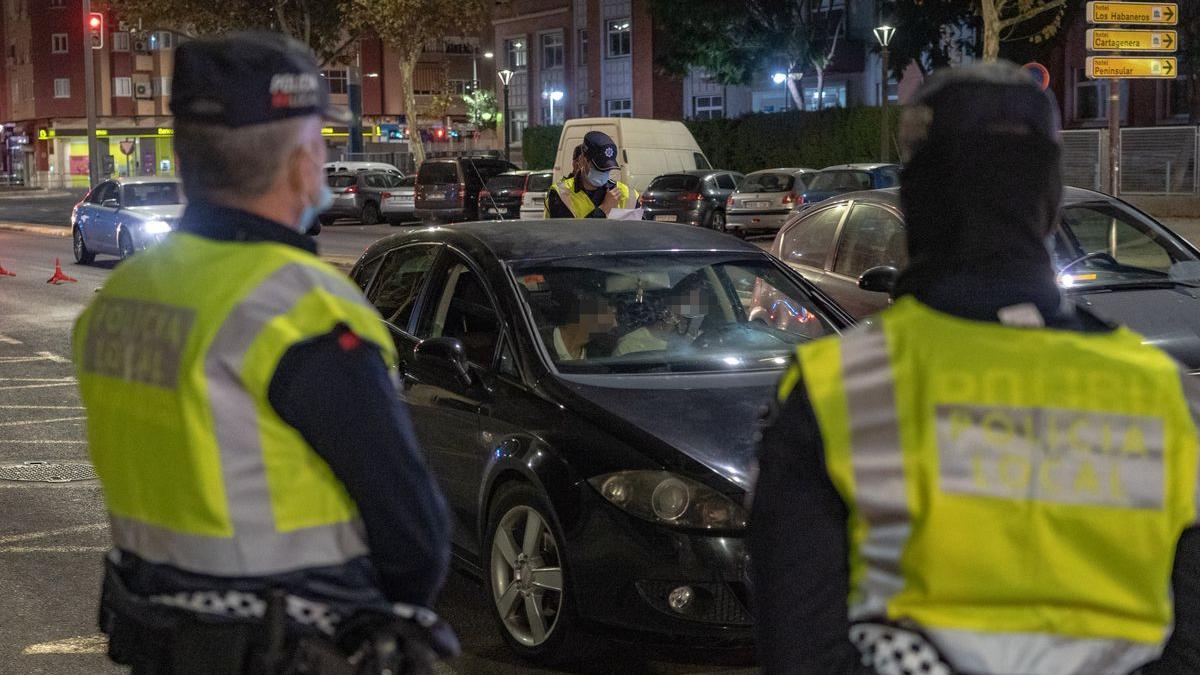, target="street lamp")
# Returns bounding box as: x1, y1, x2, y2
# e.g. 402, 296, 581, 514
498, 69, 514, 162
874, 24, 896, 162
543, 89, 563, 125
772, 72, 790, 112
